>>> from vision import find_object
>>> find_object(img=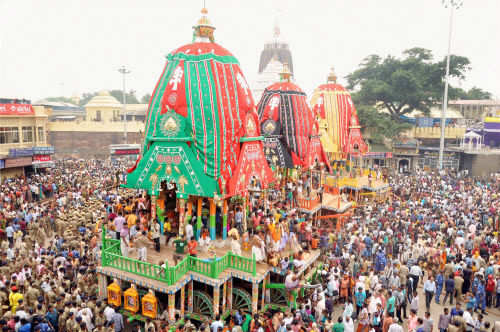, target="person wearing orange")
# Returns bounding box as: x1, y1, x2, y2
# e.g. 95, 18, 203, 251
187, 238, 198, 257
340, 274, 350, 303
311, 234, 319, 250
